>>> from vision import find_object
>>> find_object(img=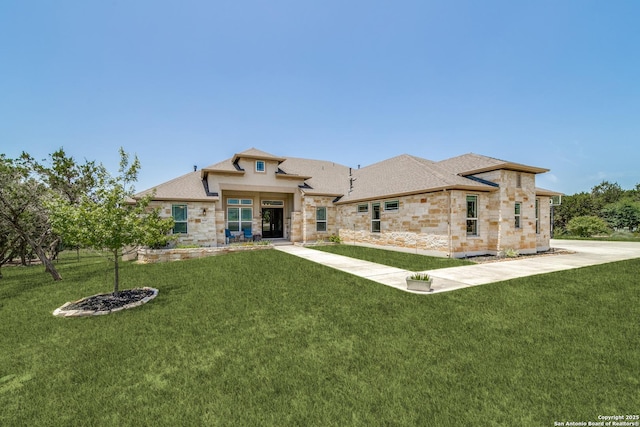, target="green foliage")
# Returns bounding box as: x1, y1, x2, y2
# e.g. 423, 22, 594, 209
503, 248, 519, 258
328, 234, 342, 243
591, 180, 624, 207
0, 154, 62, 280
48, 148, 174, 292
553, 181, 640, 236
566, 215, 611, 237
600, 199, 640, 231
408, 272, 431, 281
